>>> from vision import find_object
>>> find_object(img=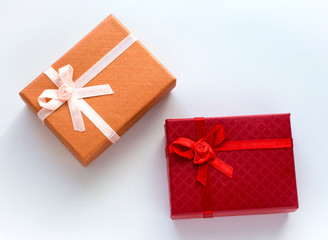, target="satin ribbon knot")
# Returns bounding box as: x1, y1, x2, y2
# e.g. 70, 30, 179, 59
169, 125, 233, 186
38, 64, 114, 133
